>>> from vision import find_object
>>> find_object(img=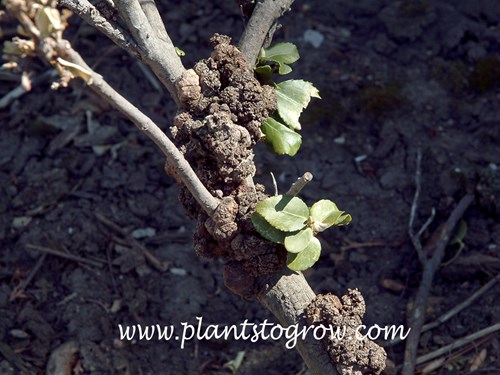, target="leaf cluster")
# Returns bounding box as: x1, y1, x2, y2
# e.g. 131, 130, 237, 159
256, 43, 320, 156
251, 195, 351, 271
